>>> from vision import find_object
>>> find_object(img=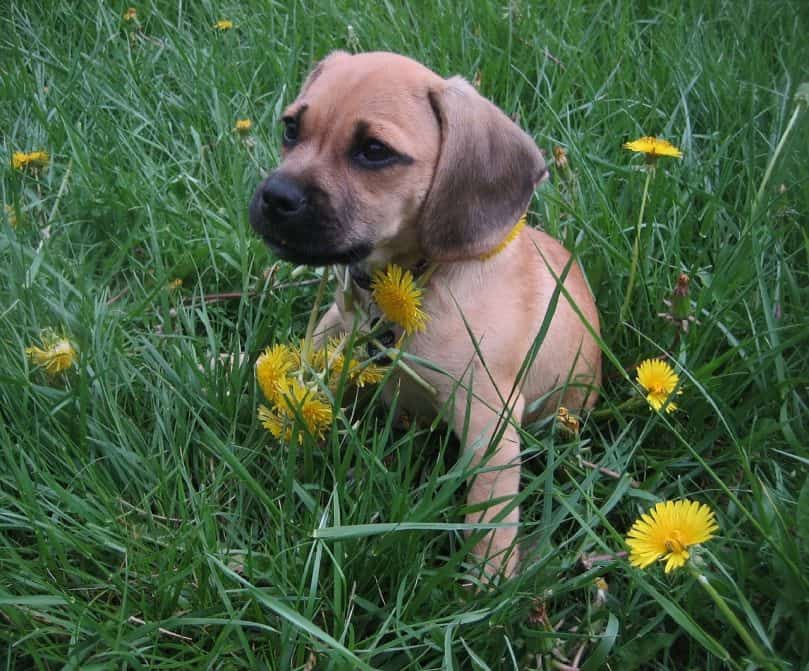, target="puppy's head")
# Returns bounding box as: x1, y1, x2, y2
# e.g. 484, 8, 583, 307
249, 51, 546, 265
